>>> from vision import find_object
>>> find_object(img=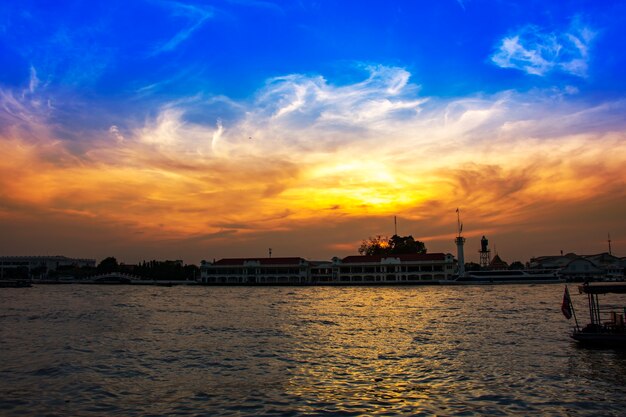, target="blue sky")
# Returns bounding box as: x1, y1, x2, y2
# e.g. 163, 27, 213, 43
1, 1, 625, 262
3, 1, 626, 104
